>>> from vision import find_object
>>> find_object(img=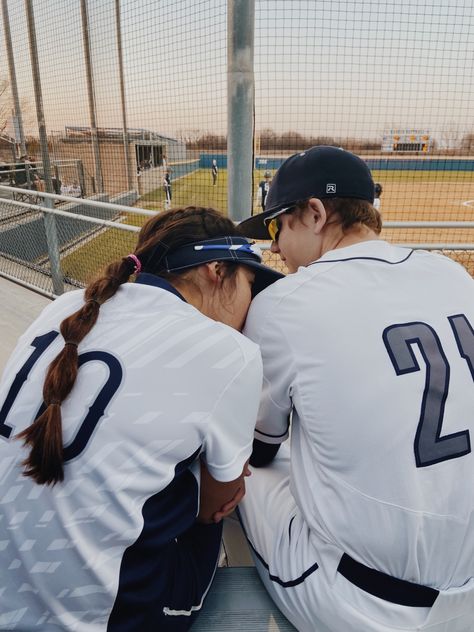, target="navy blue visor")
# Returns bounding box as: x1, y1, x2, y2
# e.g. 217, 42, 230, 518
163, 236, 283, 296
